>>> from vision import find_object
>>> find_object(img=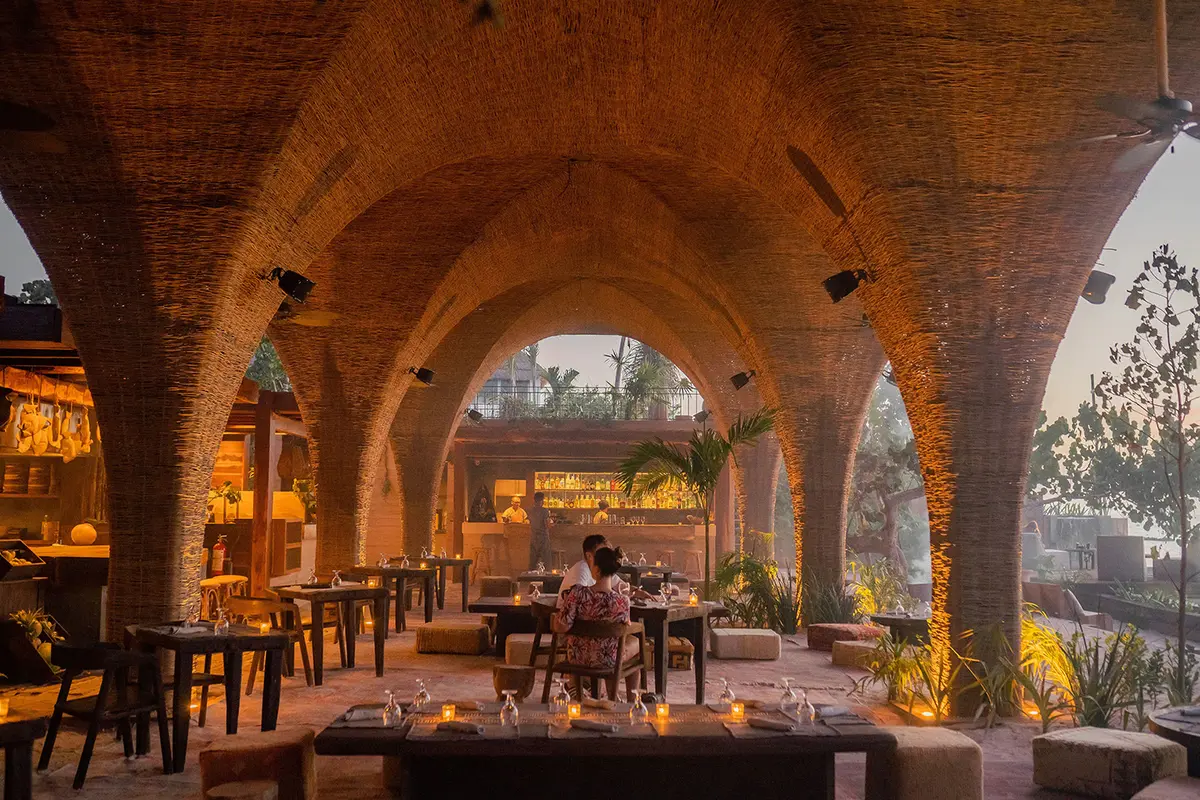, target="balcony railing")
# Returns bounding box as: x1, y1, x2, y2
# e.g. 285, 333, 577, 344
469, 385, 704, 421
